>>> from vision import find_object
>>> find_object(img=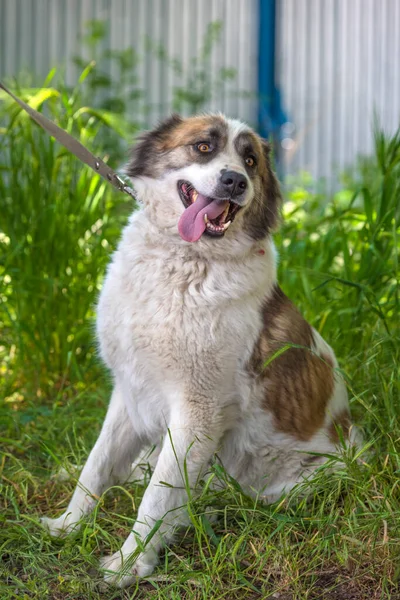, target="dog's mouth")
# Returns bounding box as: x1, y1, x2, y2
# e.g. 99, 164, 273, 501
177, 180, 241, 242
